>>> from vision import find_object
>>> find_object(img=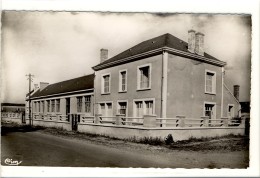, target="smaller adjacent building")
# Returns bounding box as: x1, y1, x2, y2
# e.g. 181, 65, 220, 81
26, 74, 94, 130
1, 103, 25, 112
1, 103, 26, 123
